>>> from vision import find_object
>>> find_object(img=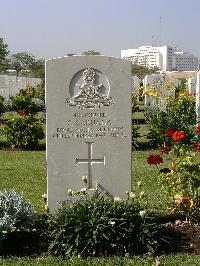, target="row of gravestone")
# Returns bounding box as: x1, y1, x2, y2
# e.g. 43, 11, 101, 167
45, 55, 200, 211
132, 73, 200, 115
